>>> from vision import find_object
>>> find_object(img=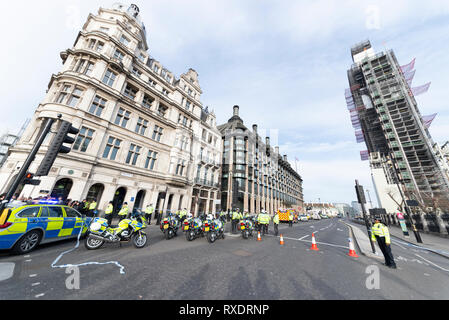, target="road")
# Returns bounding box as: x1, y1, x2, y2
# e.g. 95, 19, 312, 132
1, 218, 448, 300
